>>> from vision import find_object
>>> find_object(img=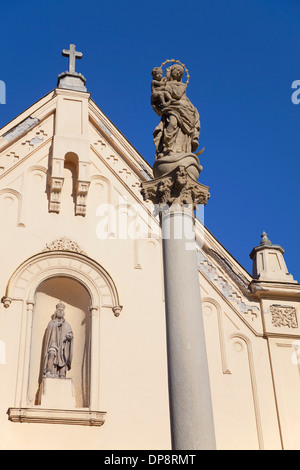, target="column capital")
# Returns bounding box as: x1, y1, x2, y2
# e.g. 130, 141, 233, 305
141, 165, 210, 214
89, 306, 99, 317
